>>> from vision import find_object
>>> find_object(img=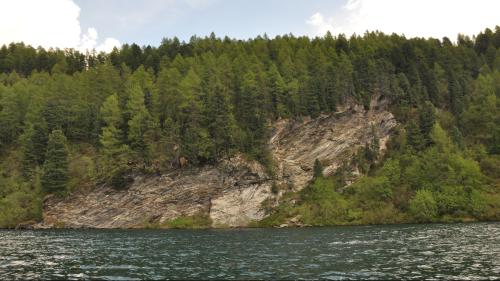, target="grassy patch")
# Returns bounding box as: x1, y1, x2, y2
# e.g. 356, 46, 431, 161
166, 214, 213, 229
143, 213, 213, 229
